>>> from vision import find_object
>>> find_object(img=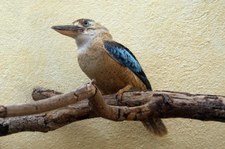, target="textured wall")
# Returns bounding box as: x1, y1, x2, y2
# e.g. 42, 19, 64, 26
0, 0, 225, 148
